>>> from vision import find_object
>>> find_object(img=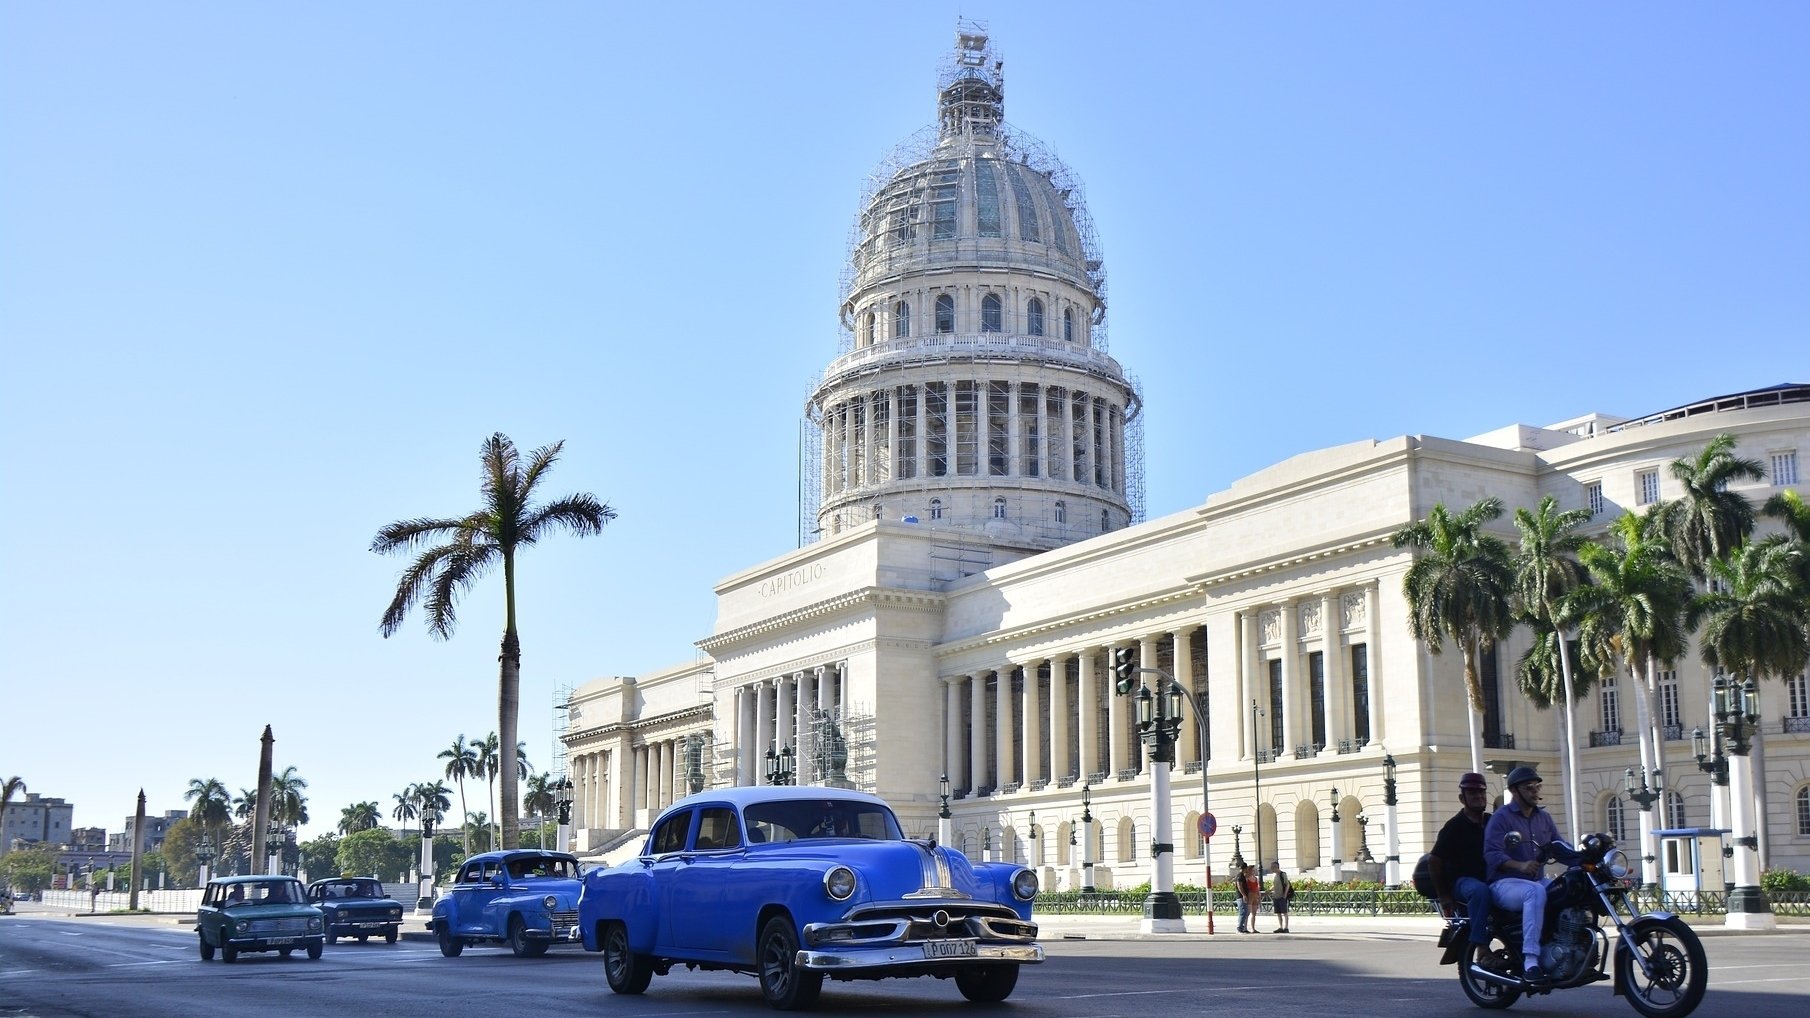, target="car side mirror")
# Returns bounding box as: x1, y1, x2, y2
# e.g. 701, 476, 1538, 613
492, 873, 508, 888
